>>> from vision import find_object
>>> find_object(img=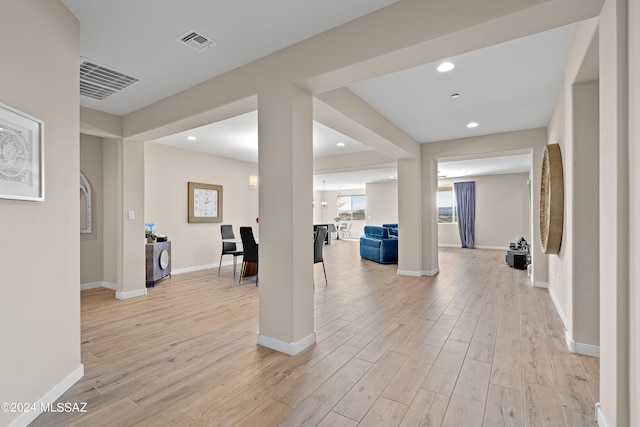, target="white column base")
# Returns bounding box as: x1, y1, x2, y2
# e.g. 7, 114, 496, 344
257, 331, 316, 356
397, 268, 439, 277
115, 288, 147, 300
